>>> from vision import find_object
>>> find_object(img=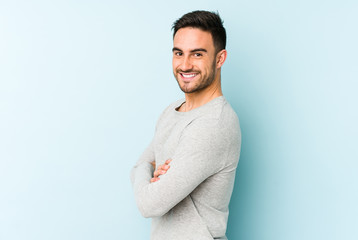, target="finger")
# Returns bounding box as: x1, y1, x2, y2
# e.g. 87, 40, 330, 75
157, 164, 169, 171
154, 169, 163, 178
150, 177, 159, 183
153, 170, 159, 178
165, 159, 172, 164
157, 164, 169, 170
162, 164, 170, 170
154, 169, 167, 178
